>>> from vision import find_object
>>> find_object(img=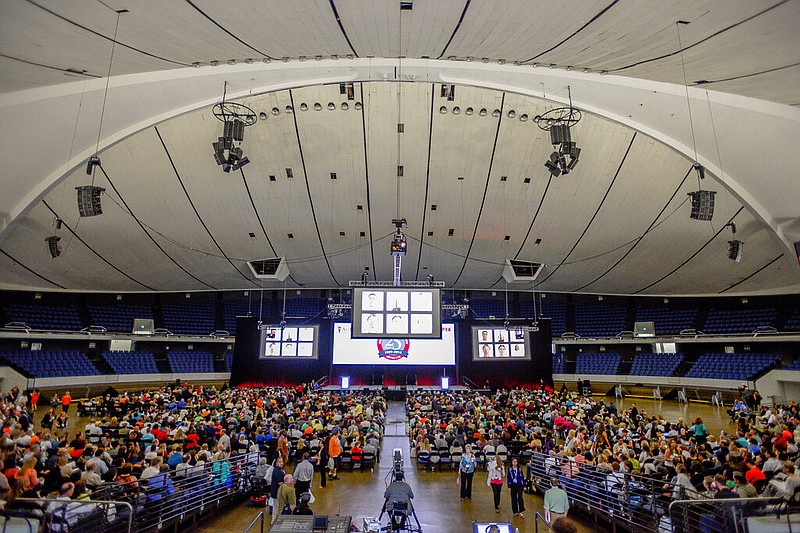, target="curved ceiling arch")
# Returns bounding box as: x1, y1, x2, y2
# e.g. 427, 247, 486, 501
2, 59, 799, 254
